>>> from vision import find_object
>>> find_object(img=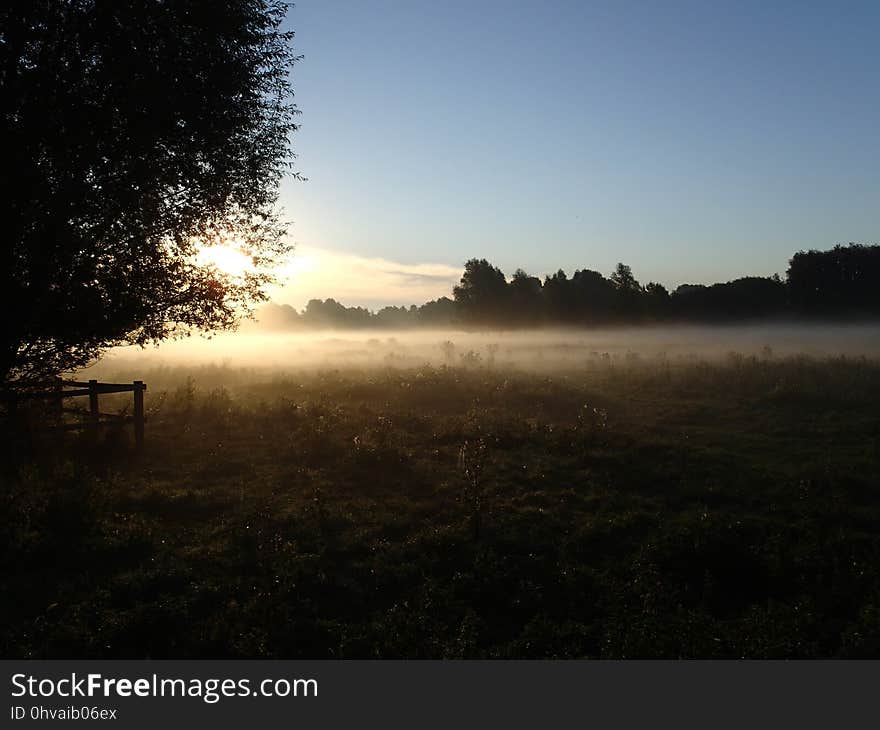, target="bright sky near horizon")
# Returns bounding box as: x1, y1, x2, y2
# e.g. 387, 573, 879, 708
270, 0, 879, 310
